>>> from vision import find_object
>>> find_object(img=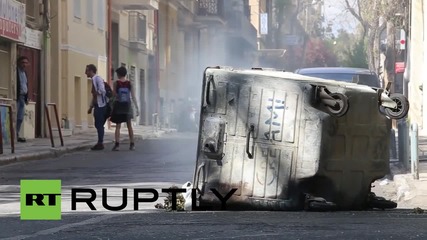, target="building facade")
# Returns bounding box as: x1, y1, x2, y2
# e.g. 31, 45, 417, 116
408, 0, 426, 132
1, 0, 259, 142
49, 0, 108, 133
109, 5, 157, 125
157, 0, 257, 127
0, 0, 44, 142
